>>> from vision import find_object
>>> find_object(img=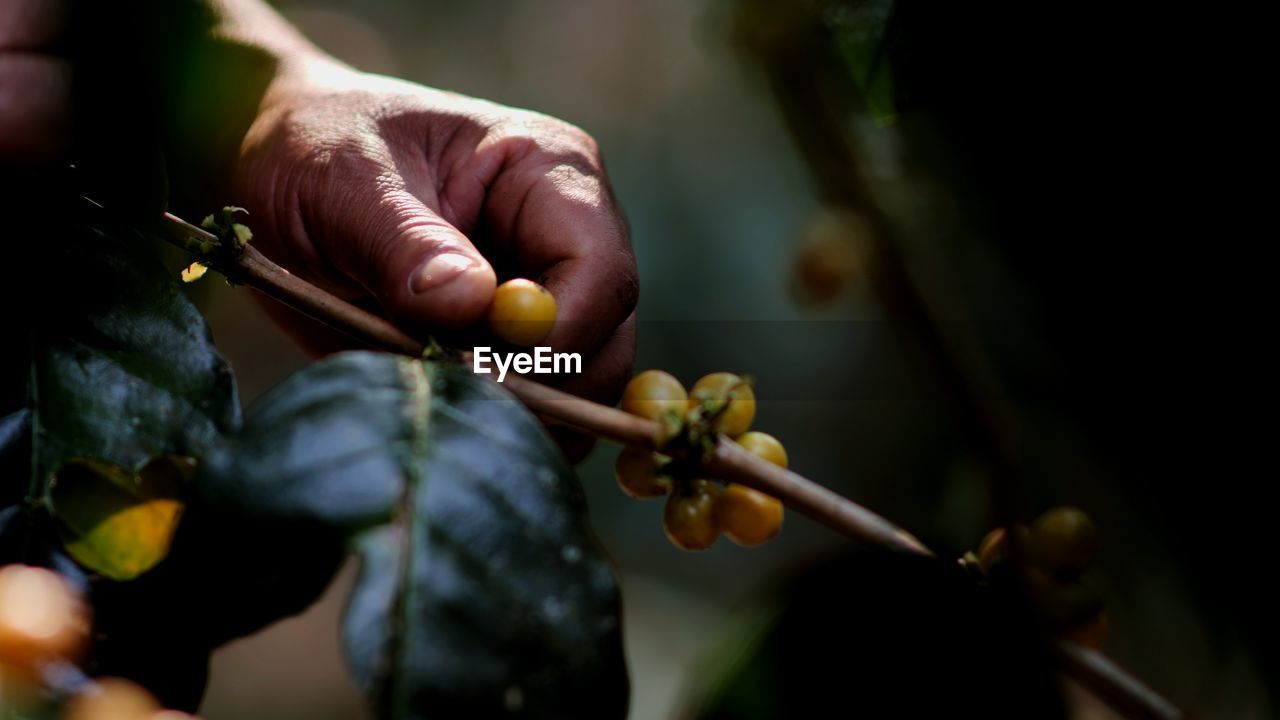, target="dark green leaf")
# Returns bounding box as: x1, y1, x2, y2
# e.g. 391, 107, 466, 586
26, 219, 239, 576
199, 352, 628, 719
0, 214, 242, 711
29, 220, 240, 493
